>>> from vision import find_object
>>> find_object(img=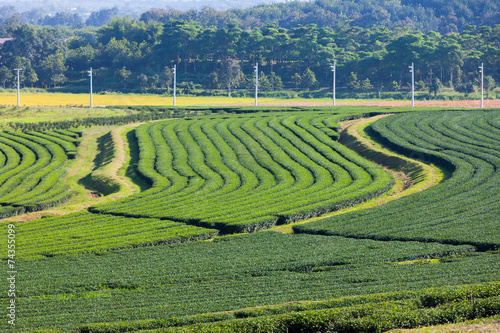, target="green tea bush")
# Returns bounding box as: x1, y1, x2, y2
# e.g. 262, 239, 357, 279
295, 111, 500, 249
